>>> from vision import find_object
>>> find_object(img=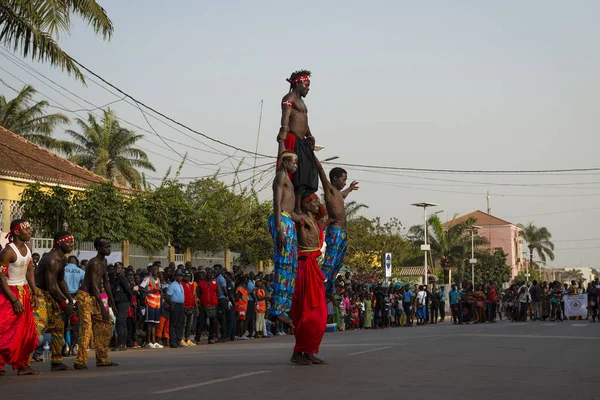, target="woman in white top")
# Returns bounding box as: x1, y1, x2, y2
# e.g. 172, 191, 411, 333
416, 285, 427, 325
